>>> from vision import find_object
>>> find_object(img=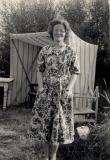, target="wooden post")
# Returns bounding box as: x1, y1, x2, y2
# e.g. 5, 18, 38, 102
94, 86, 99, 123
